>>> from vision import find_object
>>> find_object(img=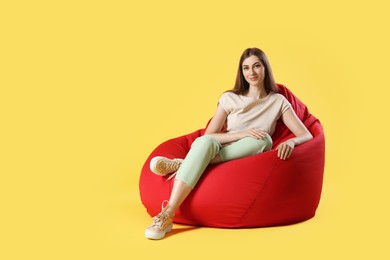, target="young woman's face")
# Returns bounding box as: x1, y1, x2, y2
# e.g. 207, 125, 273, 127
242, 55, 265, 87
